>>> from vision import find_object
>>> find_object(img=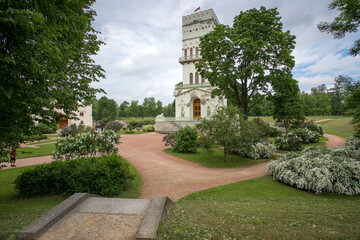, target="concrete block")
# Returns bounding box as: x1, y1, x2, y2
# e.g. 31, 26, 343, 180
136, 196, 175, 240
18, 193, 92, 239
